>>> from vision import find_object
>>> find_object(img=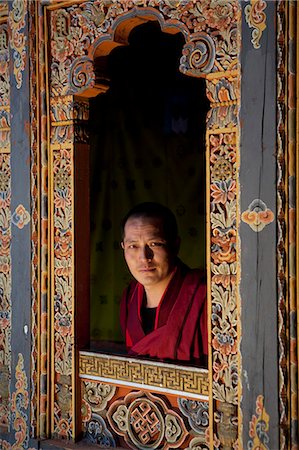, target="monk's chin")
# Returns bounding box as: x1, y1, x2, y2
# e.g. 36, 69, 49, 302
137, 273, 159, 283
